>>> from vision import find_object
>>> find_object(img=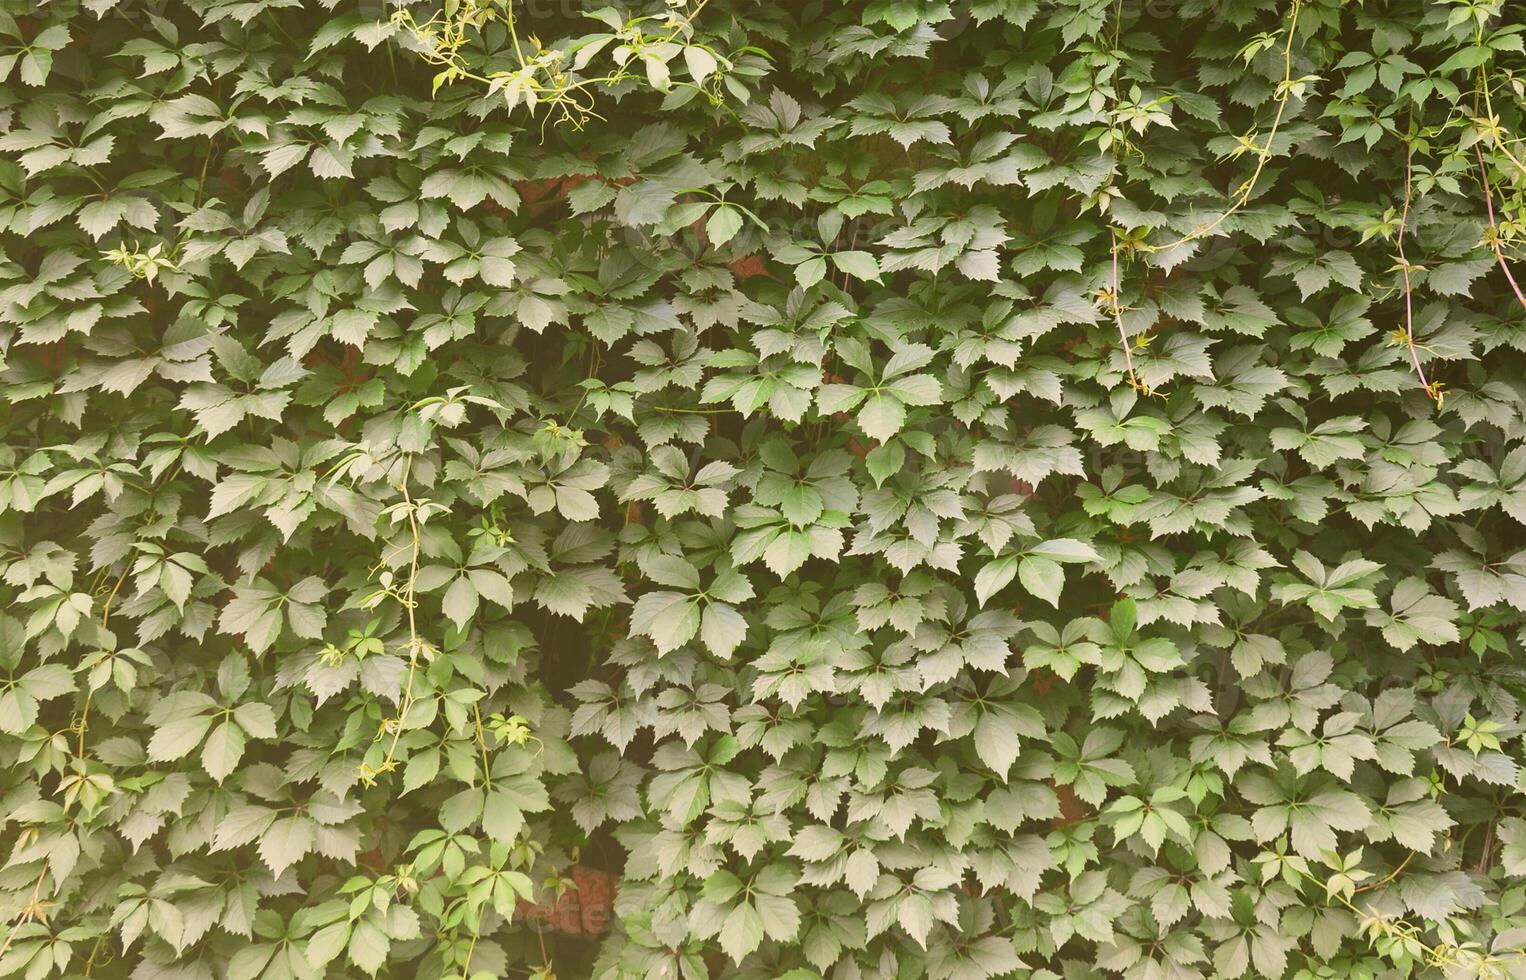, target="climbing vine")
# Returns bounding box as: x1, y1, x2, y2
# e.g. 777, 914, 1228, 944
1, 1, 1526, 979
